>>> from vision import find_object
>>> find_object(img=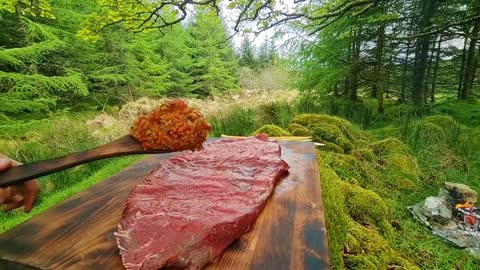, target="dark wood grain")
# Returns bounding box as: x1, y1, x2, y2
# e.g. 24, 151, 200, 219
0, 141, 330, 270
0, 135, 171, 188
